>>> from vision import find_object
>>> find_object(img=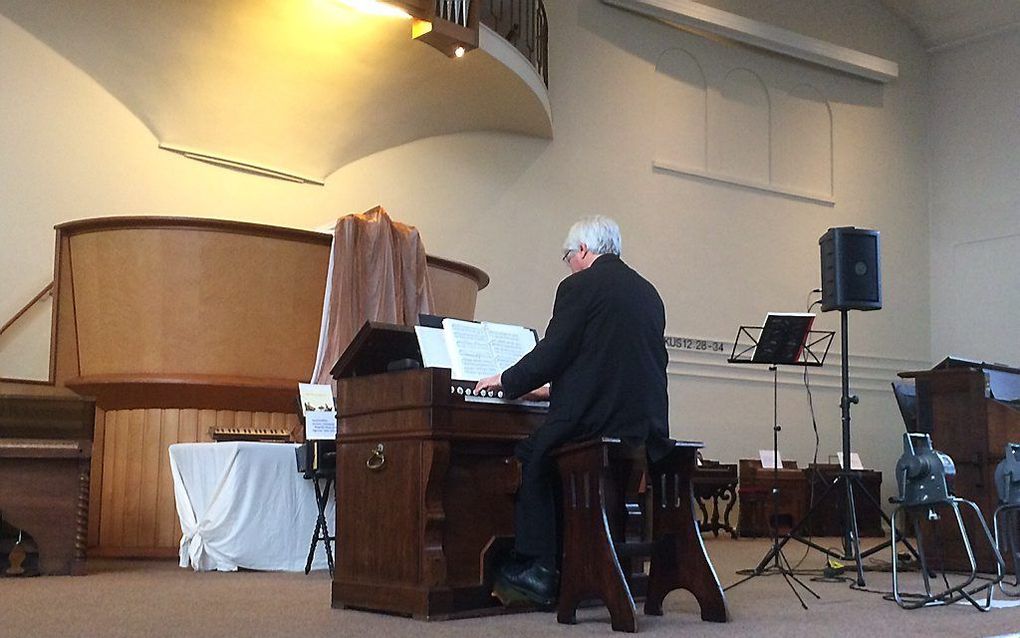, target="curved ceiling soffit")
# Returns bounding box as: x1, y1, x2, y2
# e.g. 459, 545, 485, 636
0, 0, 553, 183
